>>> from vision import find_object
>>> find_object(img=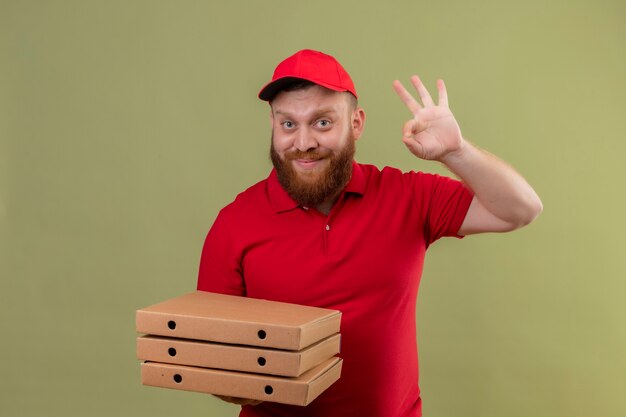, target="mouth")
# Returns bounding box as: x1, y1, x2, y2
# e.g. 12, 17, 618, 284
292, 158, 326, 170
